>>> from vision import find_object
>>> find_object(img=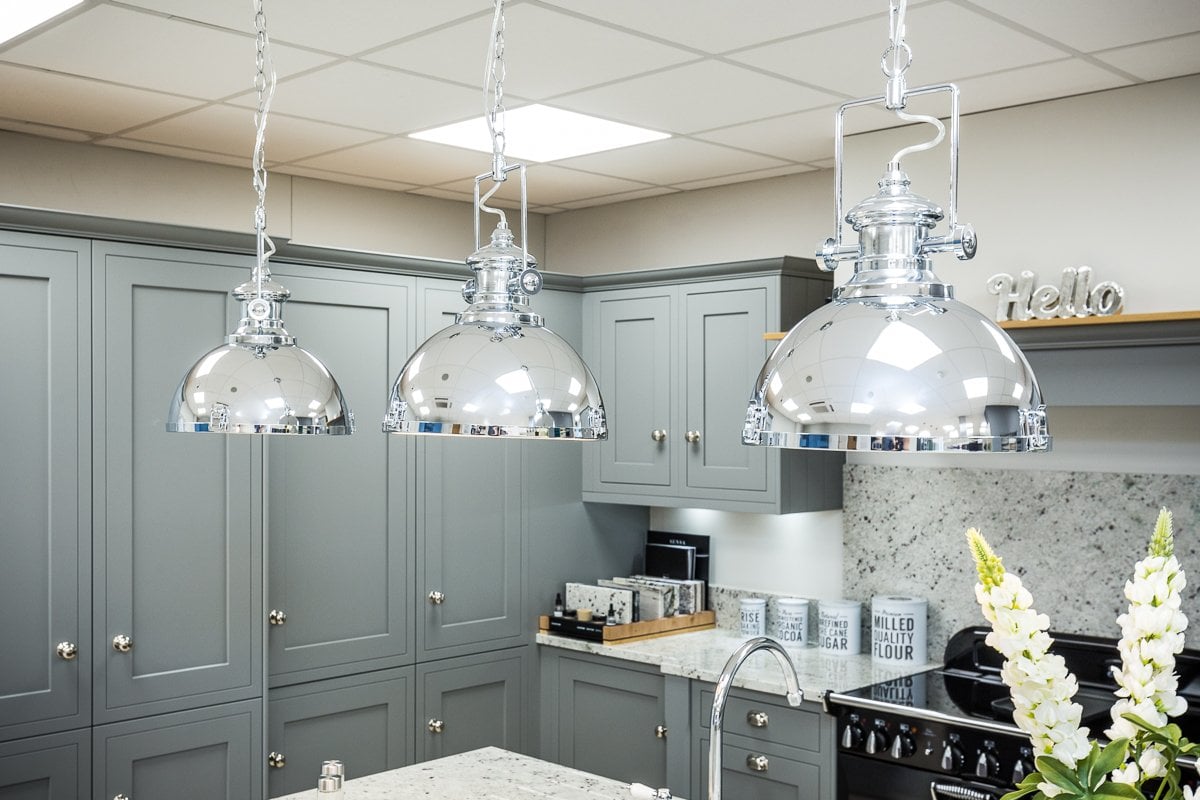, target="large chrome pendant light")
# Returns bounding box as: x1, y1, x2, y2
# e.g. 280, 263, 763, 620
168, 1, 351, 435
744, 0, 1049, 454
382, 0, 605, 441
